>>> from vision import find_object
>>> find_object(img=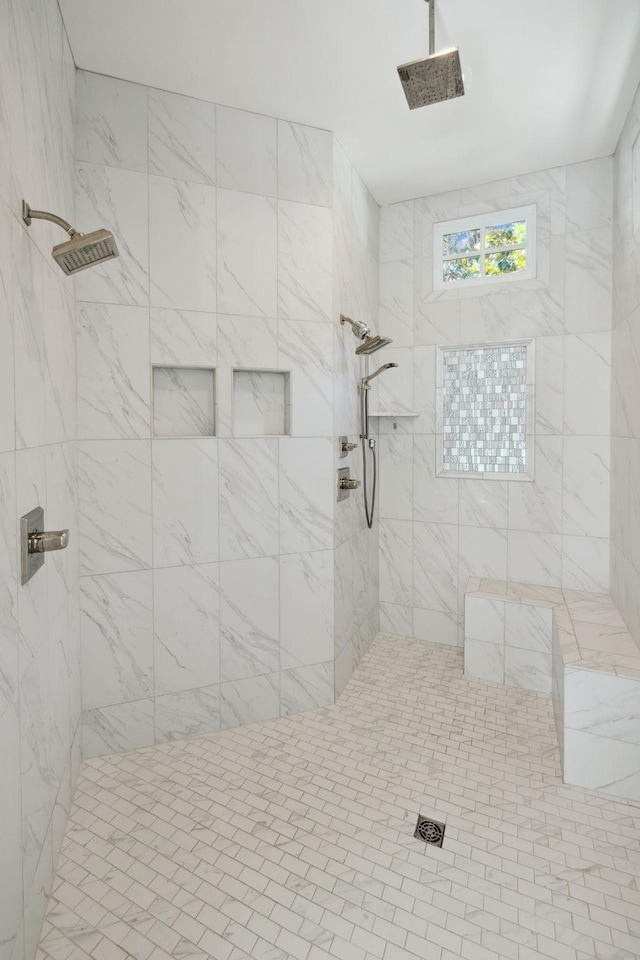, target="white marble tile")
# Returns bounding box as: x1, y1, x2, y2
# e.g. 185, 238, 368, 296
216, 106, 277, 196
379, 201, 414, 262
565, 227, 612, 333
563, 332, 611, 436
379, 519, 413, 606
81, 571, 153, 709
19, 641, 51, 897
507, 530, 561, 587
75, 72, 148, 171
413, 608, 458, 646
75, 162, 149, 306
379, 260, 413, 347
505, 602, 552, 653
279, 437, 333, 554
149, 175, 216, 311
368, 345, 413, 414
217, 314, 278, 437
0, 0, 10, 205
232, 370, 288, 436
82, 698, 155, 758
0, 201, 13, 453
459, 526, 507, 593
464, 639, 504, 683
413, 521, 458, 614
565, 667, 640, 744
459, 479, 508, 529
155, 686, 220, 741
413, 346, 437, 435
334, 537, 354, 651
378, 434, 413, 521
335, 640, 355, 697
219, 438, 279, 560
534, 336, 563, 436
0, 452, 17, 718
504, 646, 551, 694
562, 436, 610, 538
465, 596, 504, 645
277, 121, 332, 206
78, 302, 150, 440
413, 434, 458, 524
149, 88, 216, 184
152, 438, 218, 567
150, 308, 217, 365
153, 563, 219, 695
379, 602, 413, 637
152, 366, 215, 437
217, 189, 277, 316
416, 283, 461, 345
12, 219, 45, 449
0, 705, 23, 960
280, 550, 333, 670
563, 728, 640, 800
508, 435, 562, 533
278, 200, 332, 322
561, 535, 609, 593
79, 440, 152, 575
43, 278, 76, 445
220, 672, 280, 728
565, 158, 613, 233
16, 447, 48, 666
281, 661, 334, 715
46, 442, 78, 623
279, 319, 332, 436
219, 556, 279, 682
